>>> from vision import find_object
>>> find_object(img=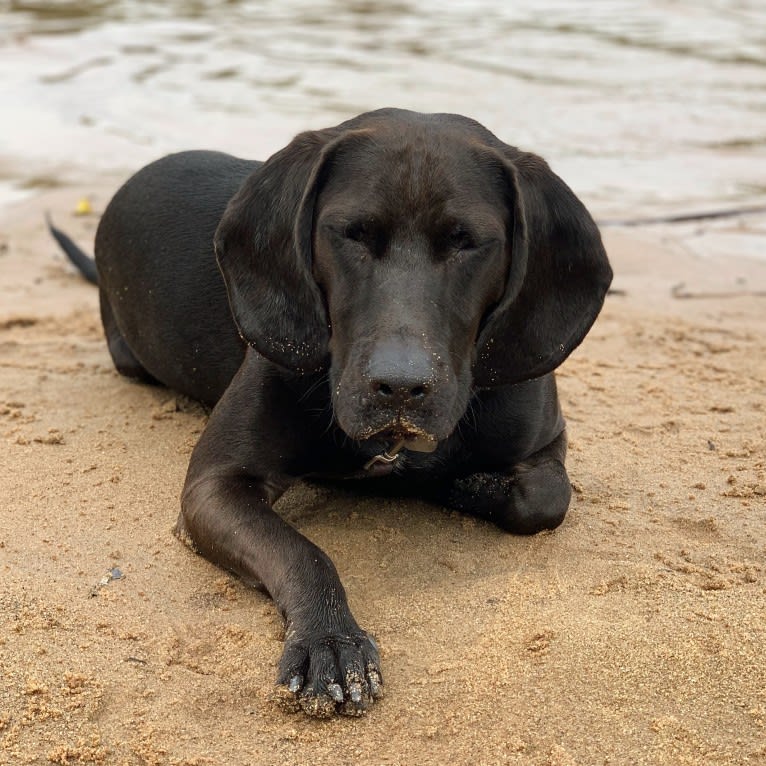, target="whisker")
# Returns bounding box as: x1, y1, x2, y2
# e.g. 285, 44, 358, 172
298, 372, 330, 404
